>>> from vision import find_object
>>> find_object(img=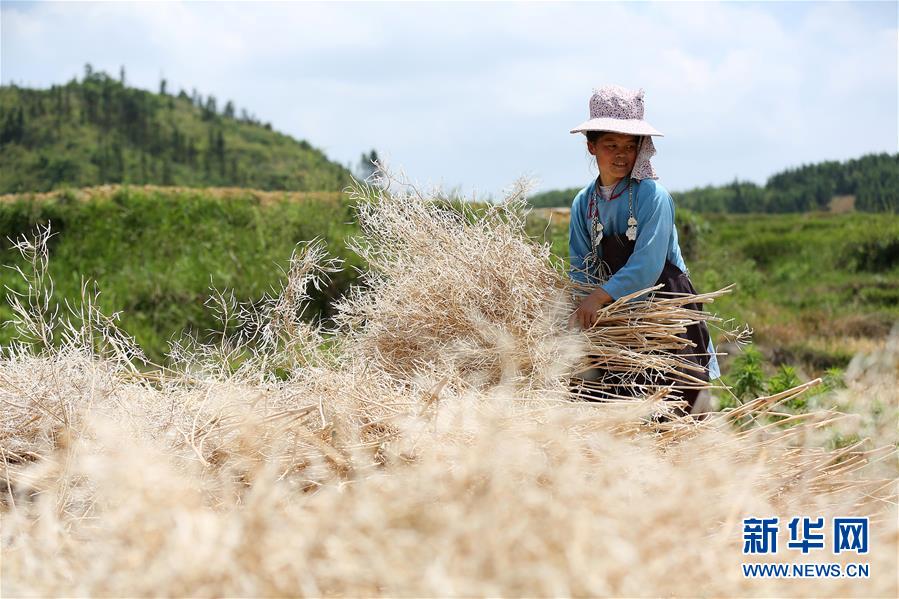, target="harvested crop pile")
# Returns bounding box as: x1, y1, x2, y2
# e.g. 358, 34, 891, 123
336, 175, 728, 408
335, 176, 584, 395
1, 174, 896, 597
